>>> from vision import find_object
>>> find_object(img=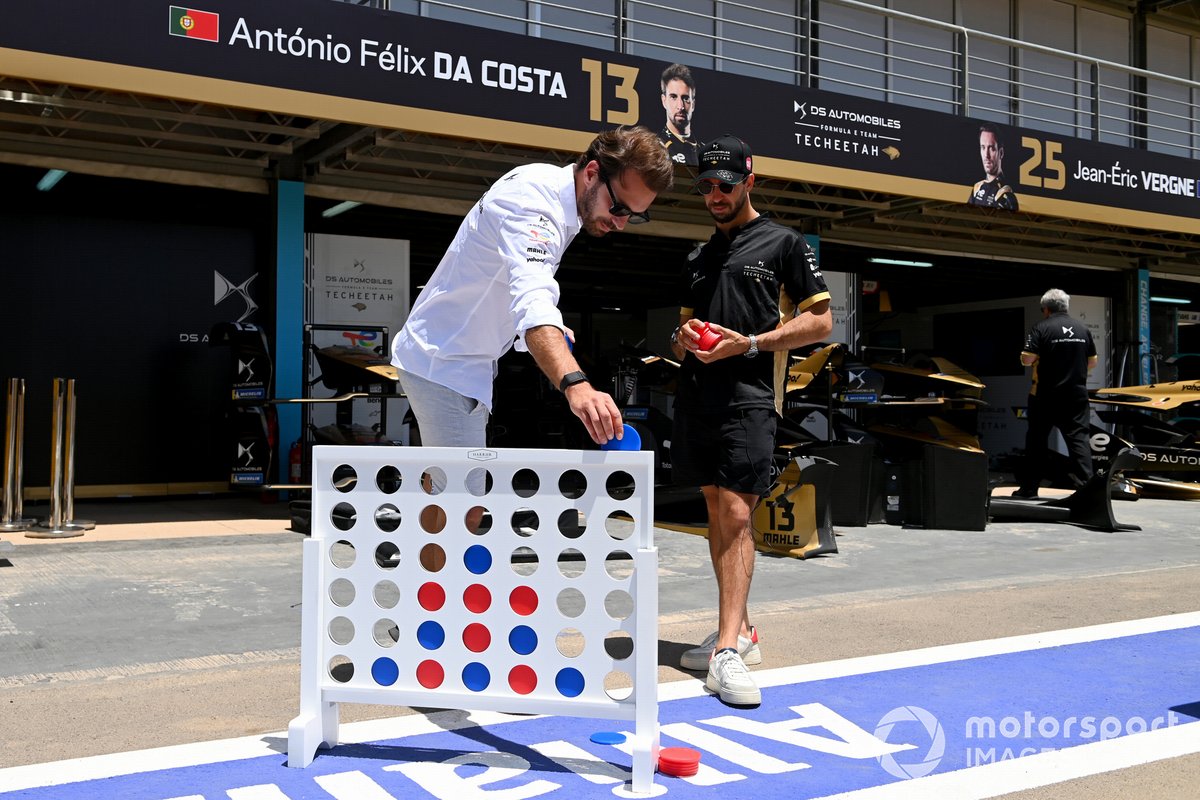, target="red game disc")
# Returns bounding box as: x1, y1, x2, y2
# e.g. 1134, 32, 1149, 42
658, 746, 701, 777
